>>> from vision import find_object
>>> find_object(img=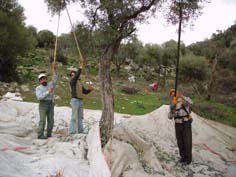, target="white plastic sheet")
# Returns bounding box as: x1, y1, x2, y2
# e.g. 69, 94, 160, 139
87, 122, 111, 177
